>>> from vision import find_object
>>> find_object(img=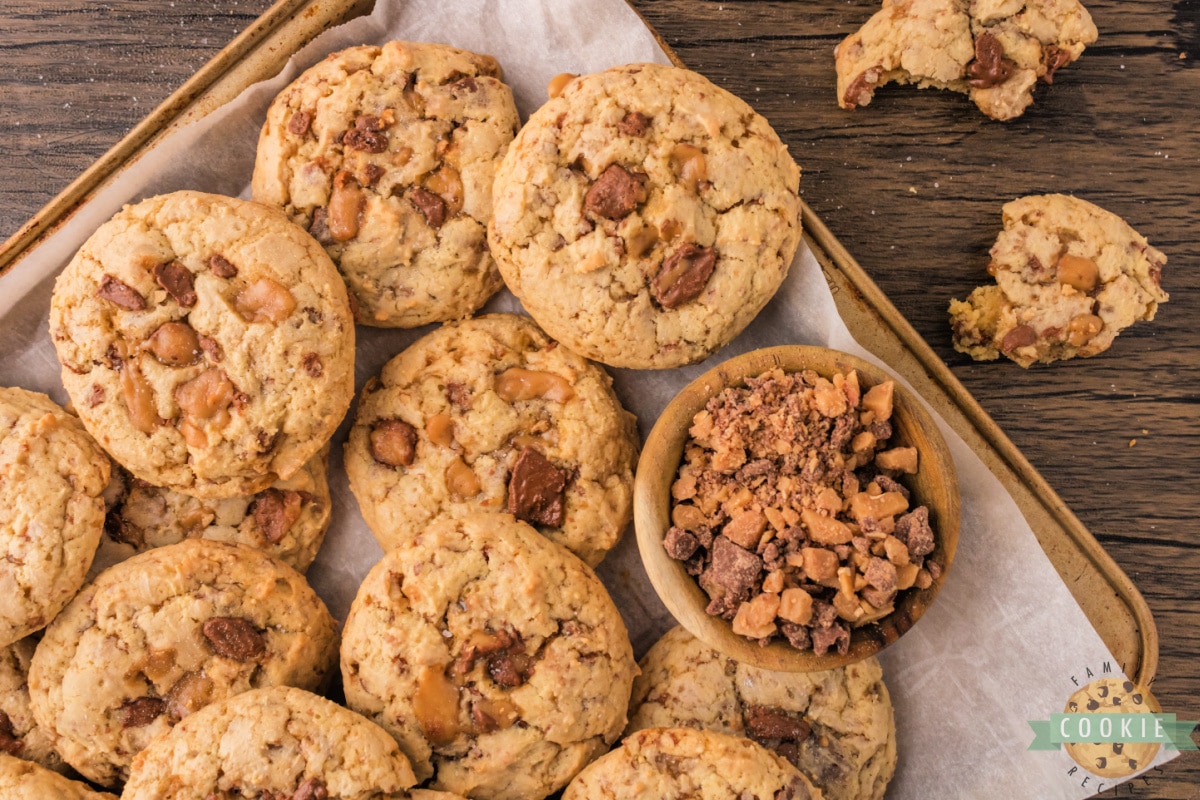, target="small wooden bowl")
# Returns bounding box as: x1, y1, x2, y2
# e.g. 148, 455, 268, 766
634, 345, 960, 672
